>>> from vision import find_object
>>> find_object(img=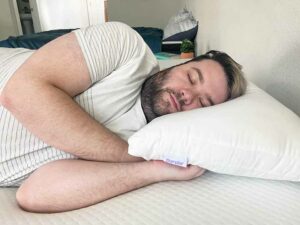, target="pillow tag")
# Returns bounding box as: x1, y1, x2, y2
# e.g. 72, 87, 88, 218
163, 155, 188, 167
